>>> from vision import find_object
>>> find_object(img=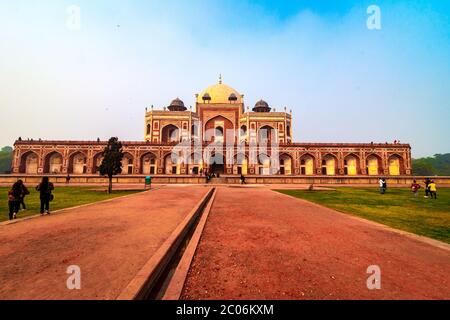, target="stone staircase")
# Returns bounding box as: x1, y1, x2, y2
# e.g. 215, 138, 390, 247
208, 177, 228, 184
